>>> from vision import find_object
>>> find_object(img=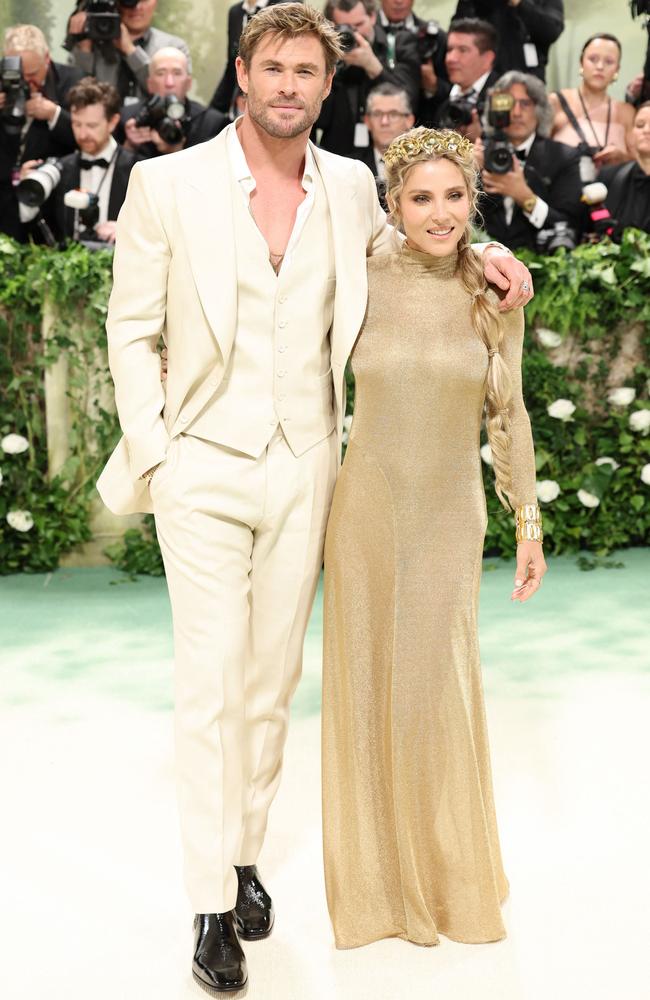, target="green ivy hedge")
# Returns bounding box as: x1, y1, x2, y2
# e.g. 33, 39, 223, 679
1, 232, 649, 576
